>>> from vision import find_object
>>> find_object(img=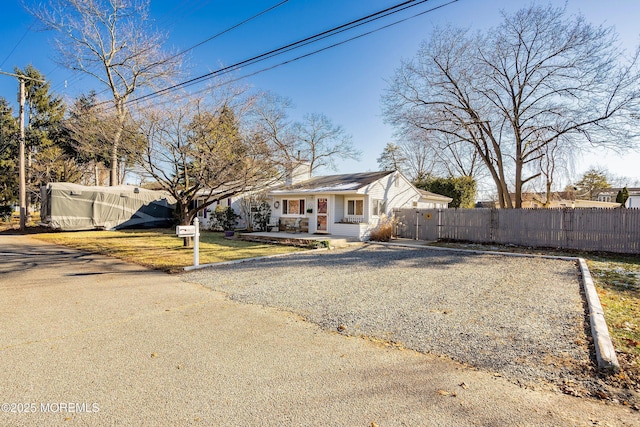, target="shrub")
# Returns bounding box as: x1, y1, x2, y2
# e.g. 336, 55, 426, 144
211, 206, 239, 231
369, 214, 398, 242
252, 201, 272, 231
0, 205, 12, 222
